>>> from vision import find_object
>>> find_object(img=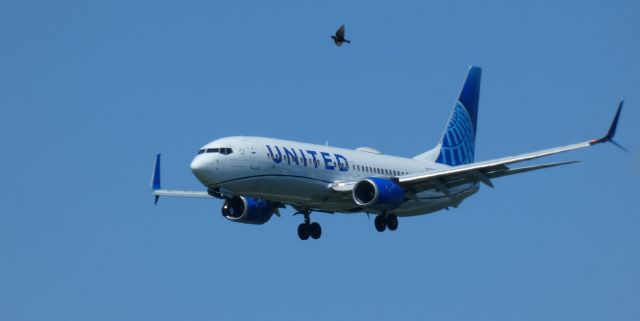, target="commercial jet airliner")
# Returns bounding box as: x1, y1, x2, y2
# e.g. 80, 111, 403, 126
151, 66, 625, 240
